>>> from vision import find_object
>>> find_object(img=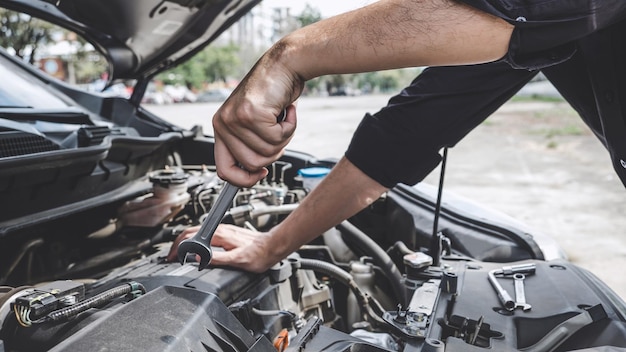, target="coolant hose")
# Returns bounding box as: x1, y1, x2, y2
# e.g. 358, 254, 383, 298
299, 258, 386, 326
389, 241, 415, 257
336, 221, 406, 306
299, 258, 356, 291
